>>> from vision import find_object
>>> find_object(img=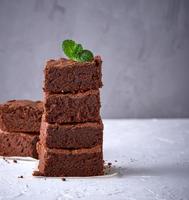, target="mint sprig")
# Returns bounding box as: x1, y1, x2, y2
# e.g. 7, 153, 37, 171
62, 40, 94, 62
